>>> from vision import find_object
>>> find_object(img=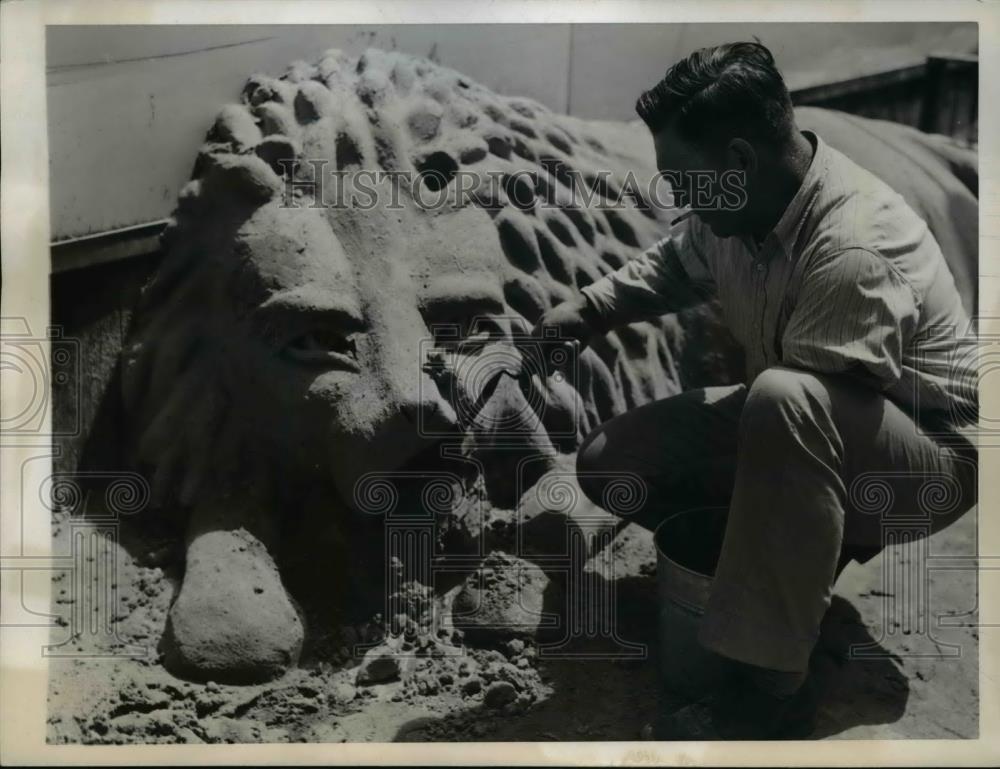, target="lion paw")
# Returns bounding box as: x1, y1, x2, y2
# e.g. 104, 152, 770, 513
161, 528, 304, 684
